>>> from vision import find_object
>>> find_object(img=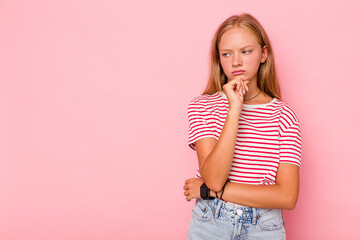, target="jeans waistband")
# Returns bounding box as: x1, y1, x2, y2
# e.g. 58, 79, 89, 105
197, 198, 281, 225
